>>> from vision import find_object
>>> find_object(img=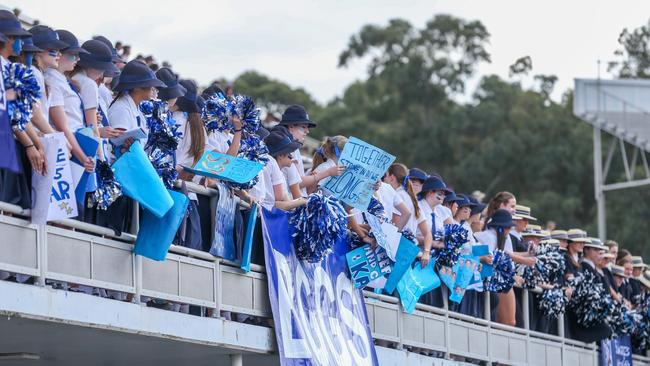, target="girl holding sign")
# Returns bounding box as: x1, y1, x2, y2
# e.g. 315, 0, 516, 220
307, 135, 347, 194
